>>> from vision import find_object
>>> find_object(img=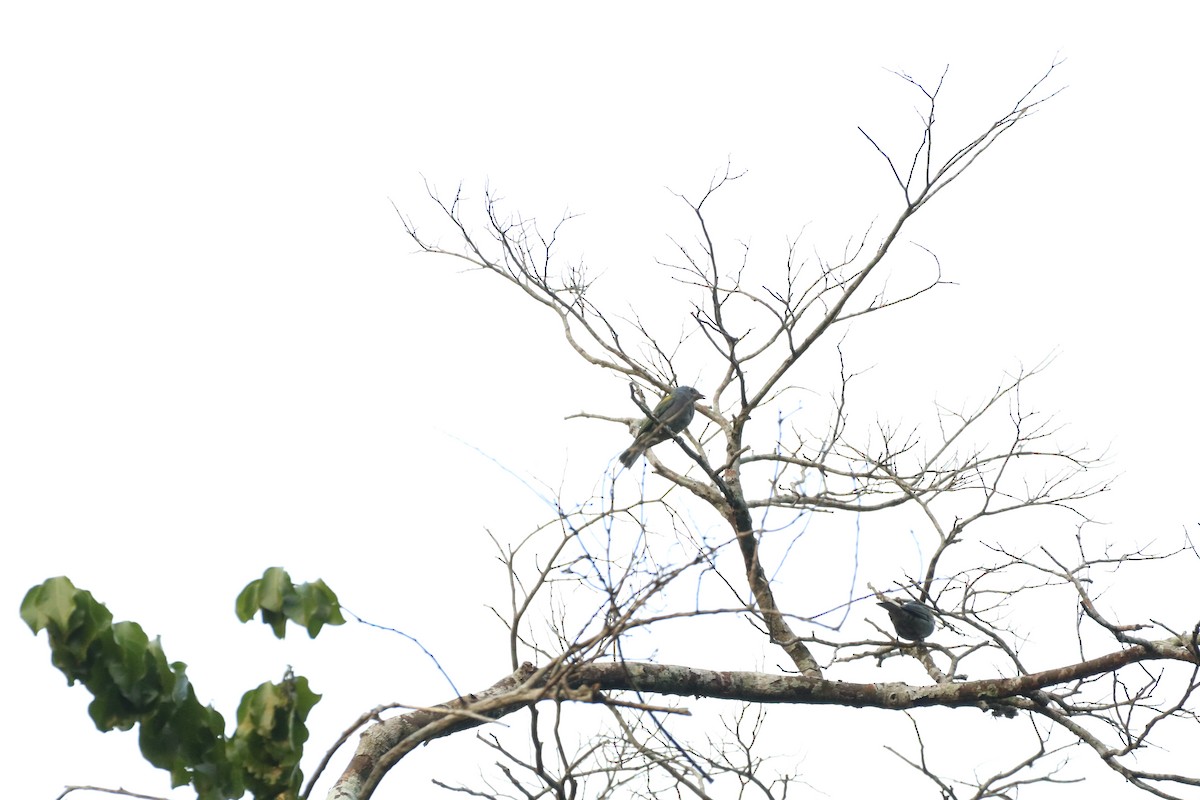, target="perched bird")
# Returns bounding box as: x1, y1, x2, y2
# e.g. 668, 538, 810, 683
619, 386, 705, 469
877, 597, 937, 641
